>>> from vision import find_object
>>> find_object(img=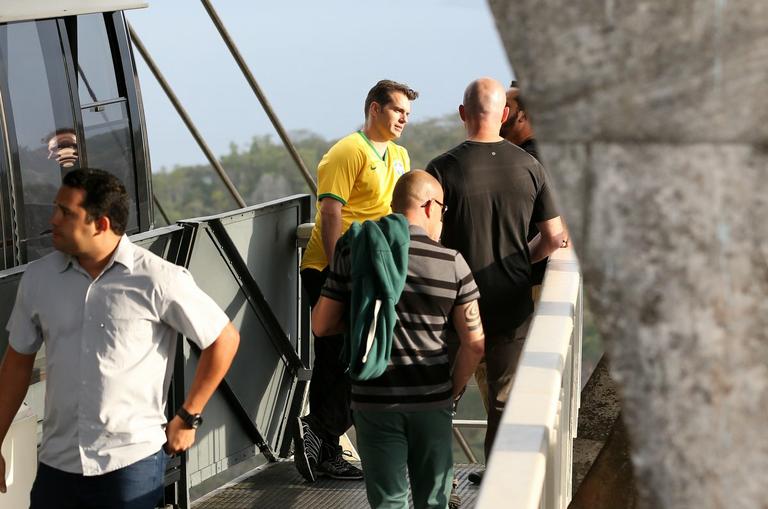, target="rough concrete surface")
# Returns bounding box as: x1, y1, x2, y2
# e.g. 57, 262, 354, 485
573, 356, 622, 492
489, 1, 768, 508
570, 414, 638, 509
